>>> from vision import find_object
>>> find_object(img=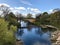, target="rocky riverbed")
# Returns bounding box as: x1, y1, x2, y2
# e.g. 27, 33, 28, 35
51, 30, 60, 45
